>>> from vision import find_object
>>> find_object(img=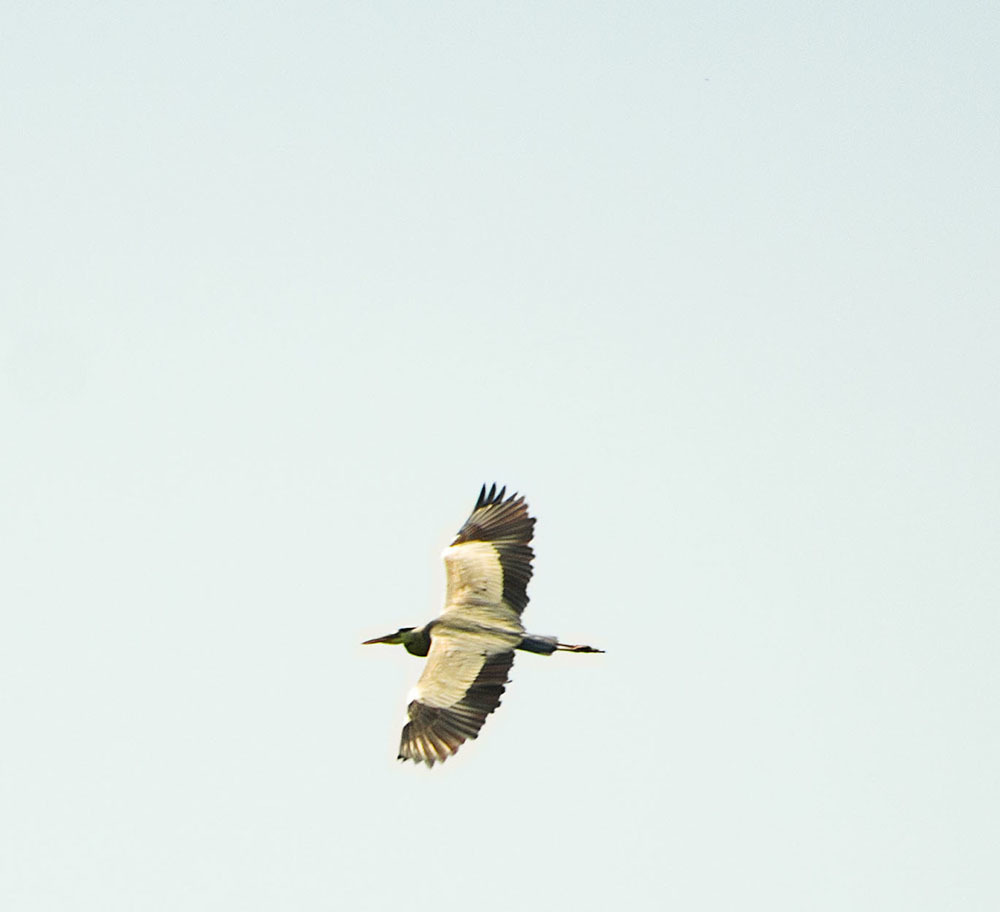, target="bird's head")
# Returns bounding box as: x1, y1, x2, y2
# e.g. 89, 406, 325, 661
362, 627, 415, 646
